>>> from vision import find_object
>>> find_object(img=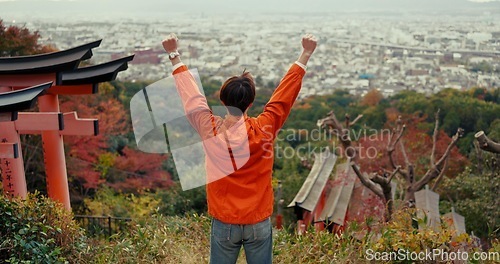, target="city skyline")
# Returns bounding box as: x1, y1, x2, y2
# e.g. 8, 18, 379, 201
1, 0, 498, 98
